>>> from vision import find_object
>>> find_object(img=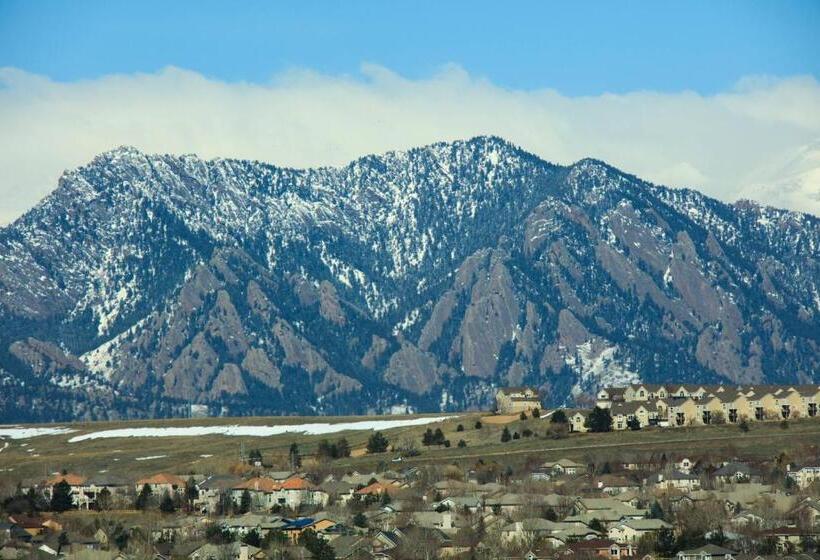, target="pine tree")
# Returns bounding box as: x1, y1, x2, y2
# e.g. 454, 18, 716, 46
336, 438, 351, 458
500, 427, 511, 443
159, 490, 176, 513
585, 407, 613, 432
240, 489, 252, 514
366, 431, 389, 453
289, 442, 302, 468
135, 483, 153, 510
96, 487, 112, 511
50, 480, 74, 512
550, 409, 568, 424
